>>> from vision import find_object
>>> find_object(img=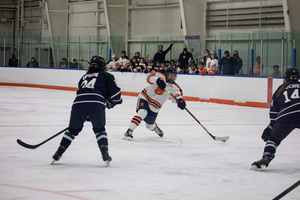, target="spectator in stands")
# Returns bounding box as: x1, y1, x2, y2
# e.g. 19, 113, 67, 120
134, 52, 141, 62
272, 65, 281, 77
169, 59, 176, 68
139, 57, 147, 68
154, 60, 161, 71
175, 60, 183, 73
121, 50, 129, 59
179, 45, 194, 70
206, 50, 218, 75
160, 61, 167, 73
253, 55, 264, 76
198, 62, 205, 75
202, 49, 210, 64
144, 60, 154, 73
69, 58, 82, 69
193, 63, 200, 74
233, 50, 243, 74
119, 50, 129, 68
131, 56, 139, 67
153, 40, 174, 63
186, 61, 194, 74
59, 58, 68, 68
106, 54, 119, 71
8, 53, 18, 67
26, 57, 39, 67
120, 59, 130, 72
218, 50, 237, 75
